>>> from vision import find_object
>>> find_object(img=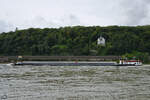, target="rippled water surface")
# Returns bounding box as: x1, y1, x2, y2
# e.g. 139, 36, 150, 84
0, 64, 150, 100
